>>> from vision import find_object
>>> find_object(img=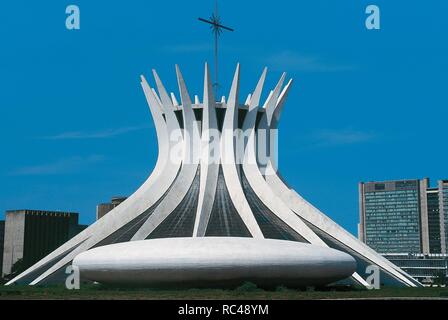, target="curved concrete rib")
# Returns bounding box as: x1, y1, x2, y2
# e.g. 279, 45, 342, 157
29, 77, 183, 285
131, 65, 201, 240
7, 73, 182, 286
264, 75, 285, 121
193, 63, 220, 237
263, 78, 293, 175
266, 171, 417, 287
256, 81, 379, 288
241, 70, 325, 245
262, 86, 417, 287
220, 64, 264, 238
256, 74, 284, 170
